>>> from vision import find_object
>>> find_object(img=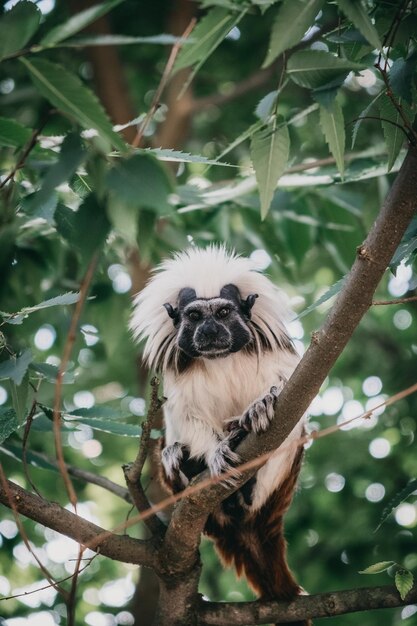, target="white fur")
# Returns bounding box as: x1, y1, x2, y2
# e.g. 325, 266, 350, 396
130, 246, 306, 511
